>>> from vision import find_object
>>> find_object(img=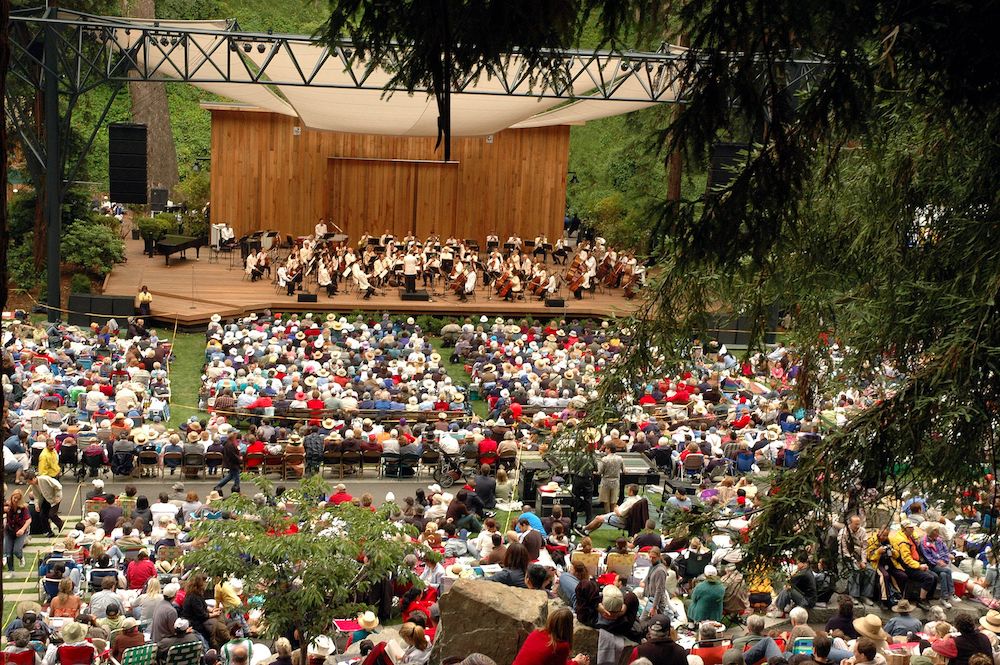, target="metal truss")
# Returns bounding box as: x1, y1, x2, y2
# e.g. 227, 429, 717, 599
7, 7, 825, 104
